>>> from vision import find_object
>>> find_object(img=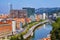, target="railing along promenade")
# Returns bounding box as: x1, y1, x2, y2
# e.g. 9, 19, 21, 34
23, 20, 49, 39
